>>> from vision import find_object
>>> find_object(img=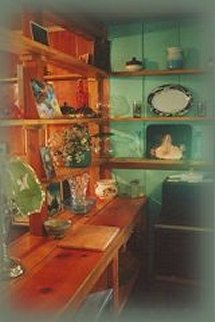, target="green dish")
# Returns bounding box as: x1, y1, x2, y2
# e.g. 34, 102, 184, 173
6, 157, 45, 217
